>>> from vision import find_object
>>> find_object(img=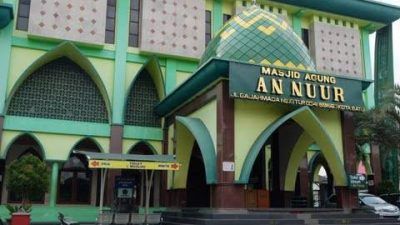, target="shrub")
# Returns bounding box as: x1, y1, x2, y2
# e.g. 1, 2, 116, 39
6, 154, 49, 210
